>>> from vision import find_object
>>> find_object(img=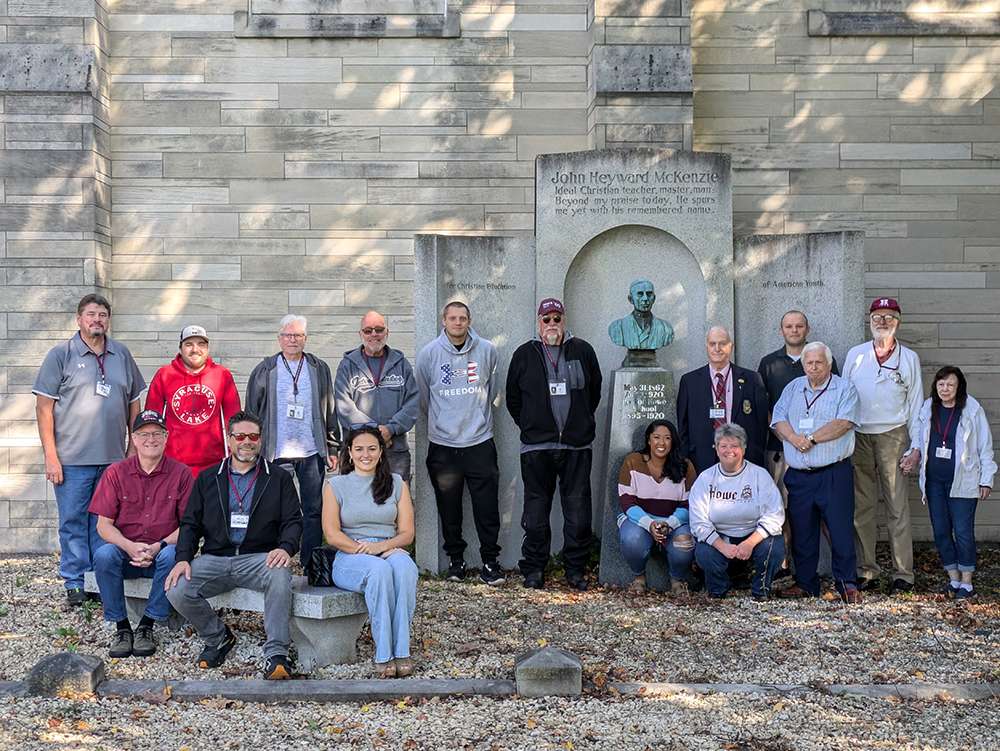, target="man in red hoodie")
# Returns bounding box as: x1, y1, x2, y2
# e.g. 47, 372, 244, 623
145, 326, 241, 477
